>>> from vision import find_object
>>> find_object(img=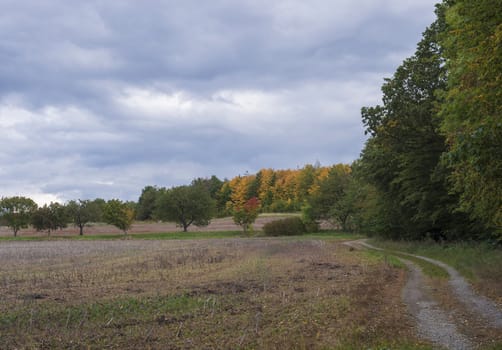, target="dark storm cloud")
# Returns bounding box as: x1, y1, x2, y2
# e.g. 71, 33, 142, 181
0, 0, 439, 203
